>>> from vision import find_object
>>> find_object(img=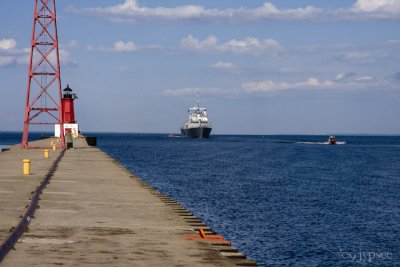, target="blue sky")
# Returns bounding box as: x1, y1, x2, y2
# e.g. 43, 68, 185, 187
0, 0, 399, 134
